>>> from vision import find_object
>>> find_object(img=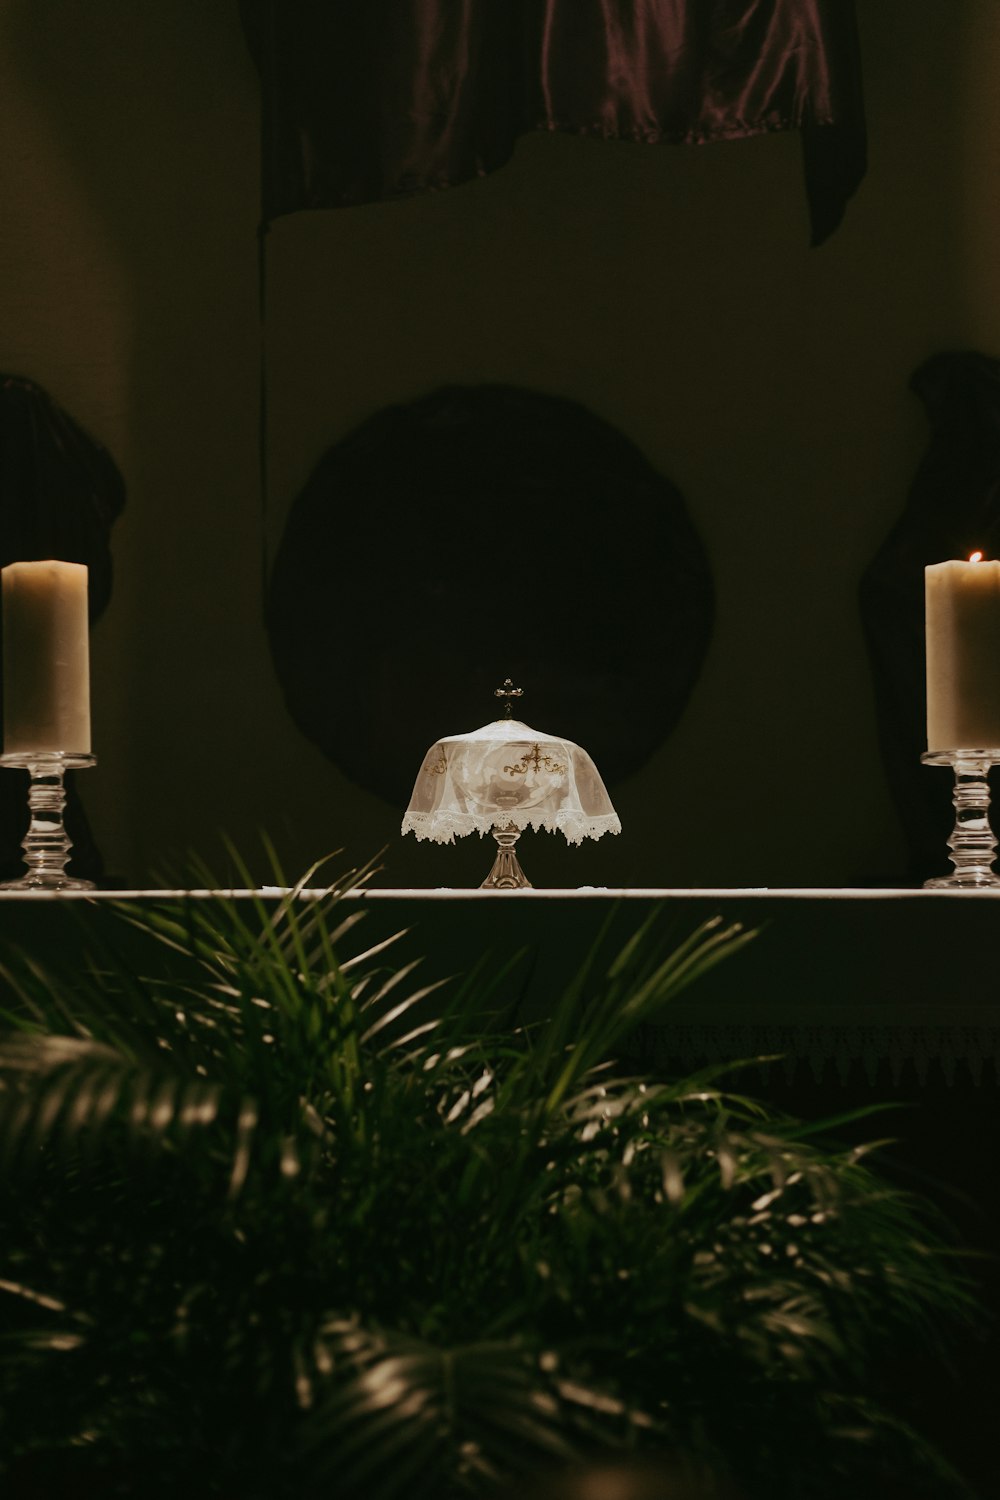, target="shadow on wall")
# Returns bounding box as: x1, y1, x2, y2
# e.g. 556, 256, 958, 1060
4, 0, 261, 883
0, 375, 125, 881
